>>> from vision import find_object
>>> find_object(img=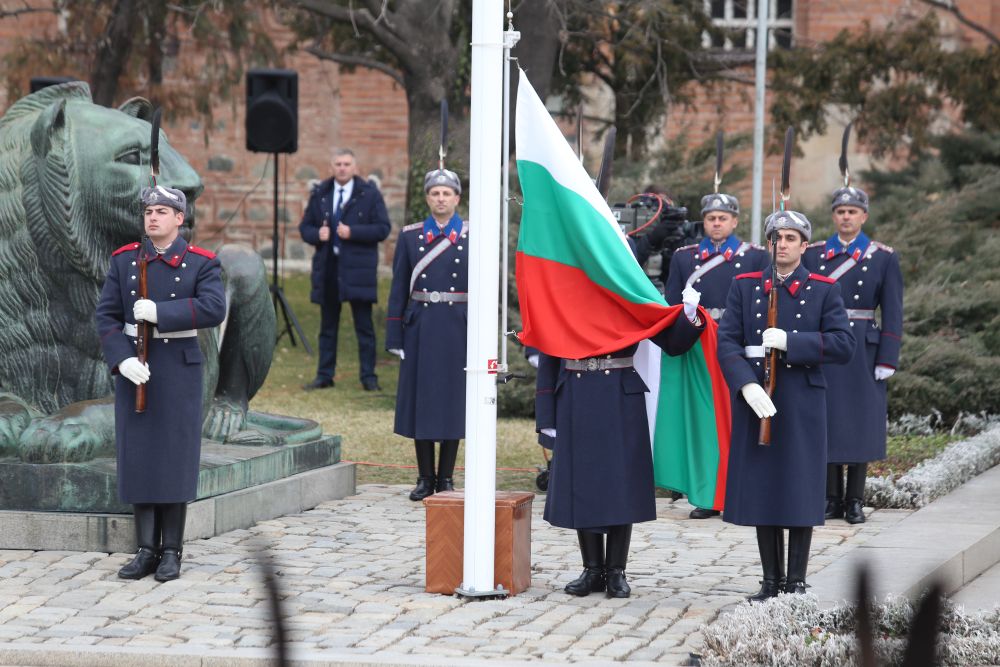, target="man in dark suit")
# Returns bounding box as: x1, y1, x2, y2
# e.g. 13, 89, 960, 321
299, 149, 392, 391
